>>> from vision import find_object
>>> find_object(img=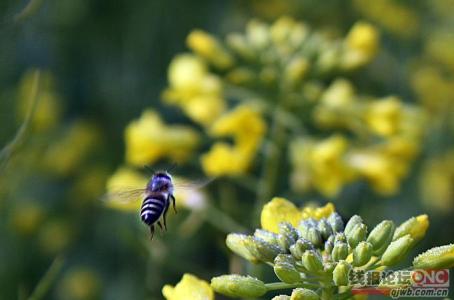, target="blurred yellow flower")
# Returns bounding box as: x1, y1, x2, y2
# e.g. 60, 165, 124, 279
10, 201, 45, 235
347, 150, 404, 195
290, 135, 356, 197
187, 30, 233, 69
342, 21, 379, 69
353, 0, 420, 38
163, 273, 214, 300
365, 97, 402, 137
163, 54, 226, 126
420, 151, 454, 212
425, 31, 454, 71
261, 197, 335, 233
17, 69, 62, 132
411, 65, 454, 114
201, 105, 266, 176
38, 219, 73, 255
43, 121, 100, 176
125, 110, 200, 166
57, 267, 101, 300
